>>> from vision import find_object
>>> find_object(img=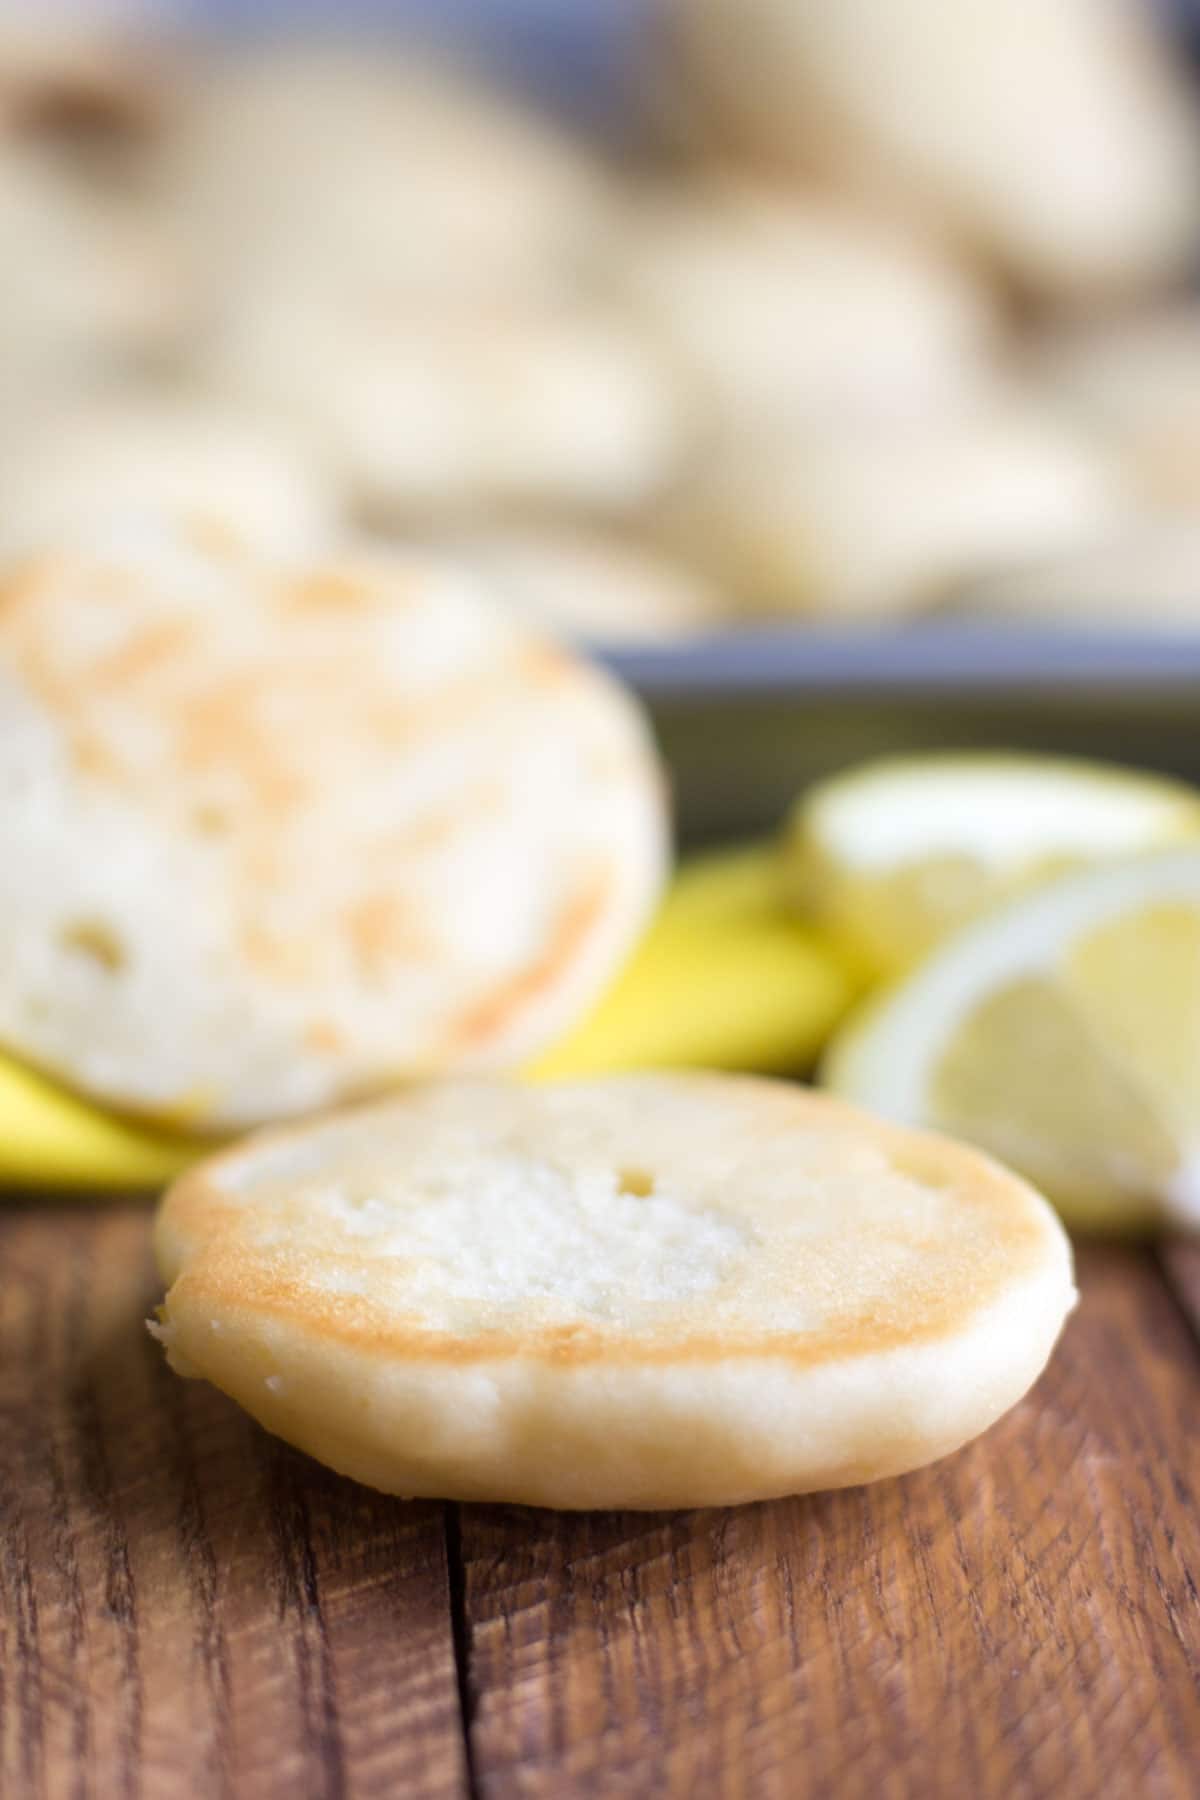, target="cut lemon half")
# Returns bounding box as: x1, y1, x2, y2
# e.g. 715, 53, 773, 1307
531, 841, 854, 1079
787, 753, 1200, 981
823, 846, 1200, 1231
